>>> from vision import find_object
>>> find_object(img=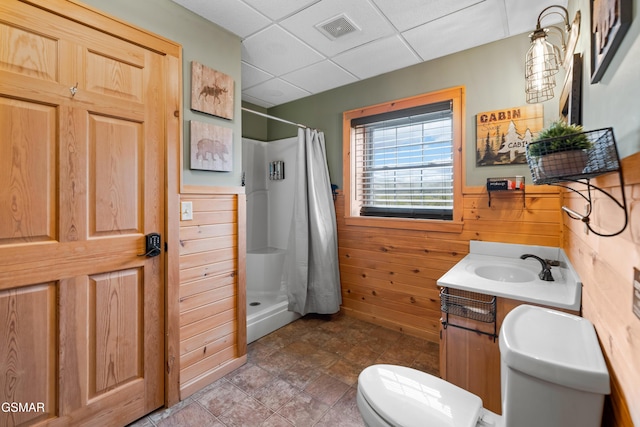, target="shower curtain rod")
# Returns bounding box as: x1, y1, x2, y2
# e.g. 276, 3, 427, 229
241, 107, 309, 129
